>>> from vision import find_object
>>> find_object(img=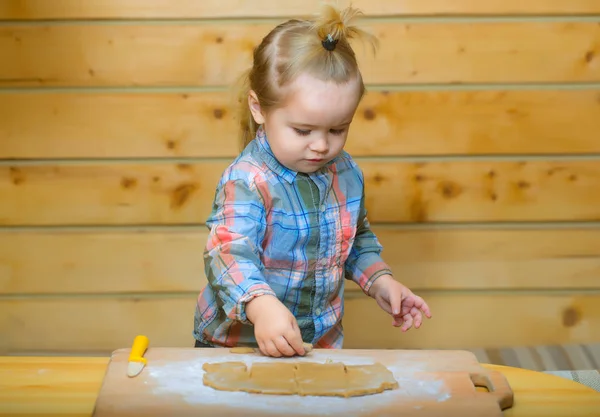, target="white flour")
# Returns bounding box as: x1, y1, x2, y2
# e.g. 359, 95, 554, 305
147, 351, 451, 415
